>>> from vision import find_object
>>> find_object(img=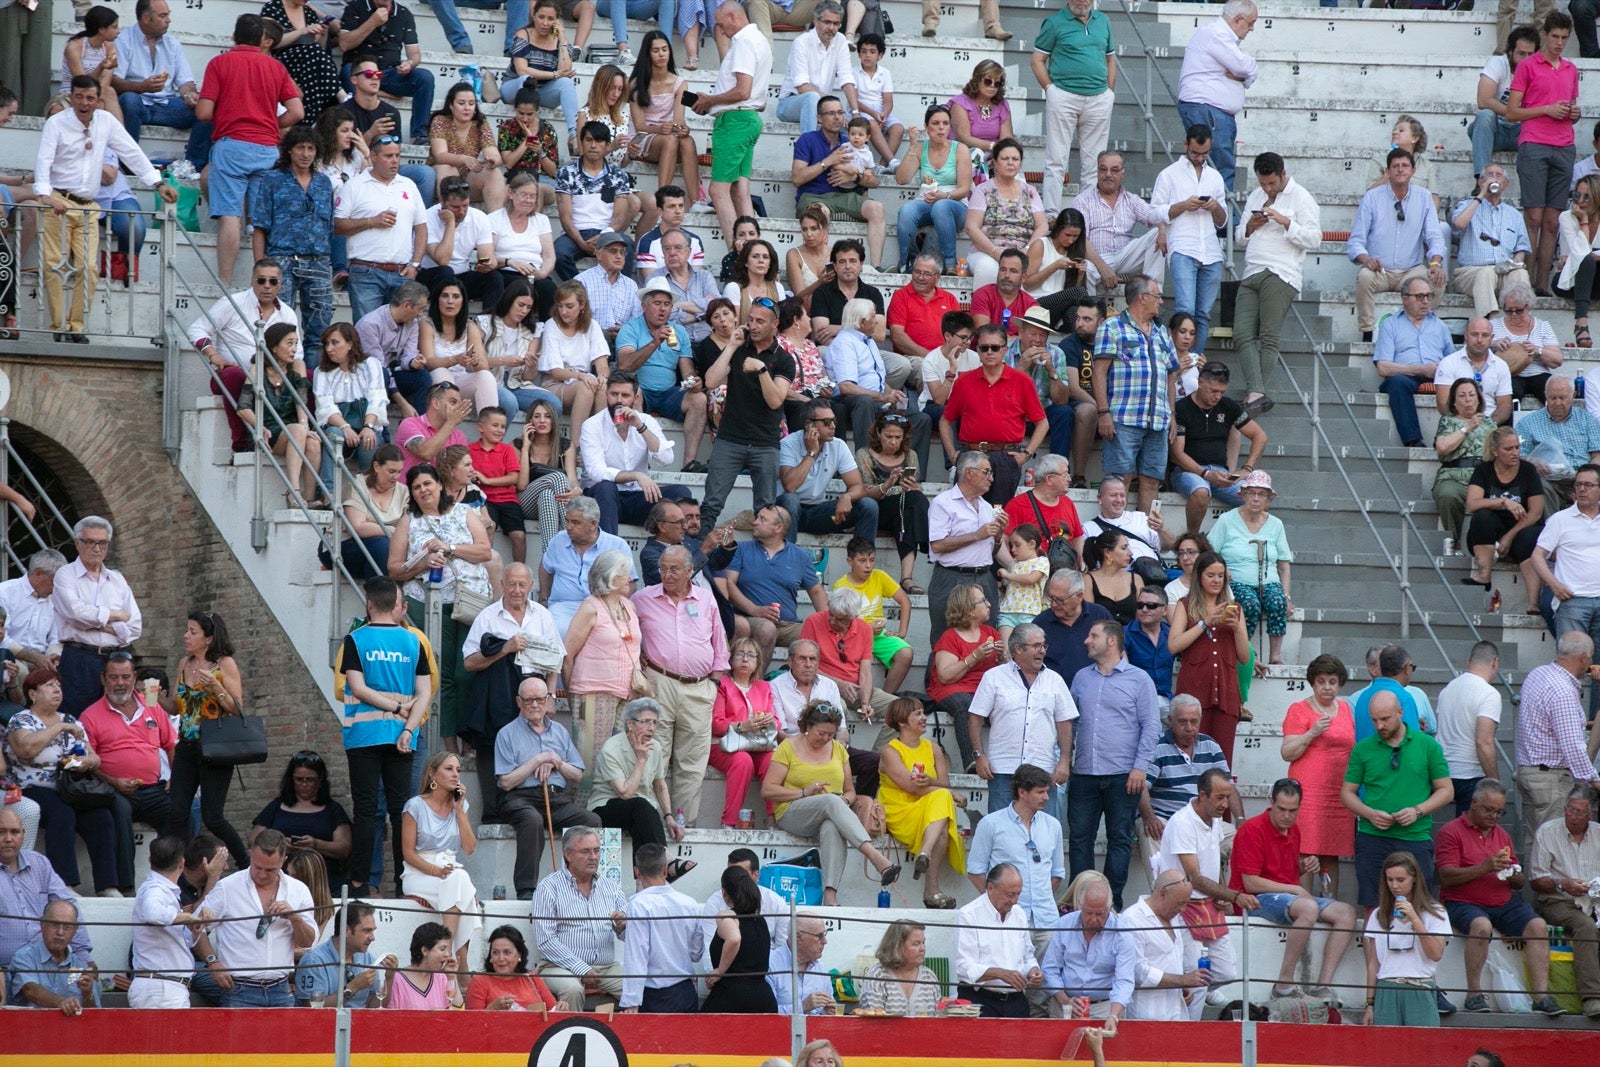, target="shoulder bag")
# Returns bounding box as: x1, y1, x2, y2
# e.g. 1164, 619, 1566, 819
719, 721, 778, 754
1026, 491, 1078, 574
57, 766, 116, 810
199, 709, 270, 767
